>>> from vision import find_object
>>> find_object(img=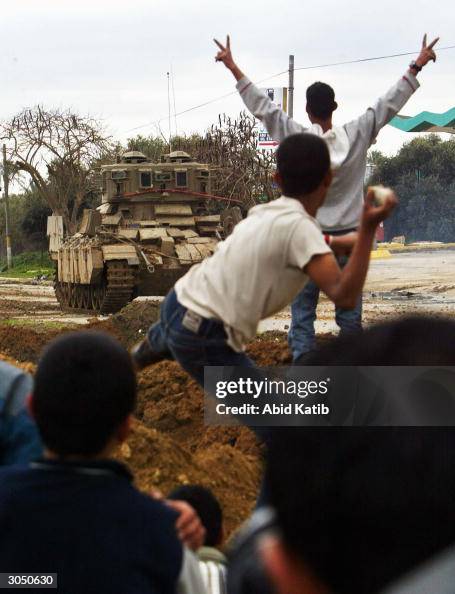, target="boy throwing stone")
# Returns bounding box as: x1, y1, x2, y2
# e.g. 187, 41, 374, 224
133, 133, 396, 382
